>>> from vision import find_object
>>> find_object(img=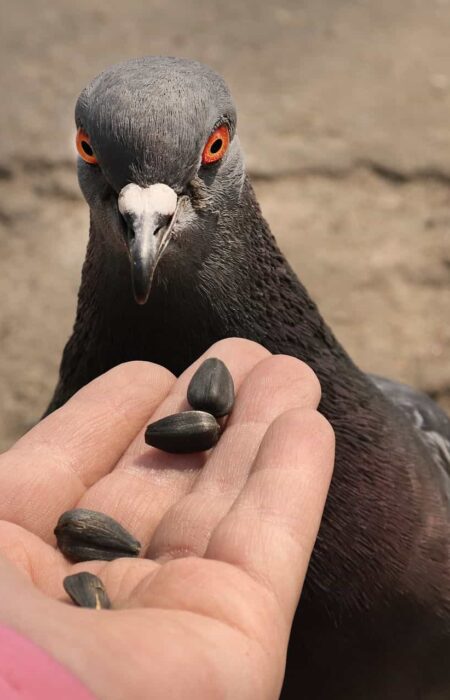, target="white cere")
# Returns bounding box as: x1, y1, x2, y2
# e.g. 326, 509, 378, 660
118, 183, 177, 220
